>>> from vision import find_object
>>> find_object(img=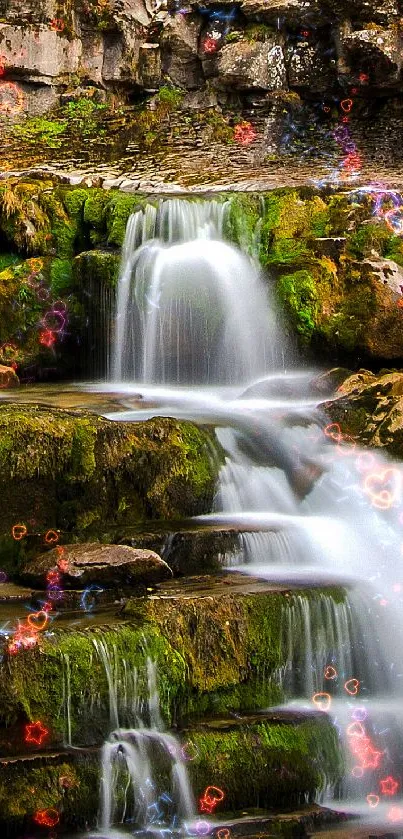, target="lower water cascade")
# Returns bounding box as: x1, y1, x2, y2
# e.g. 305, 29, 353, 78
85, 196, 403, 836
